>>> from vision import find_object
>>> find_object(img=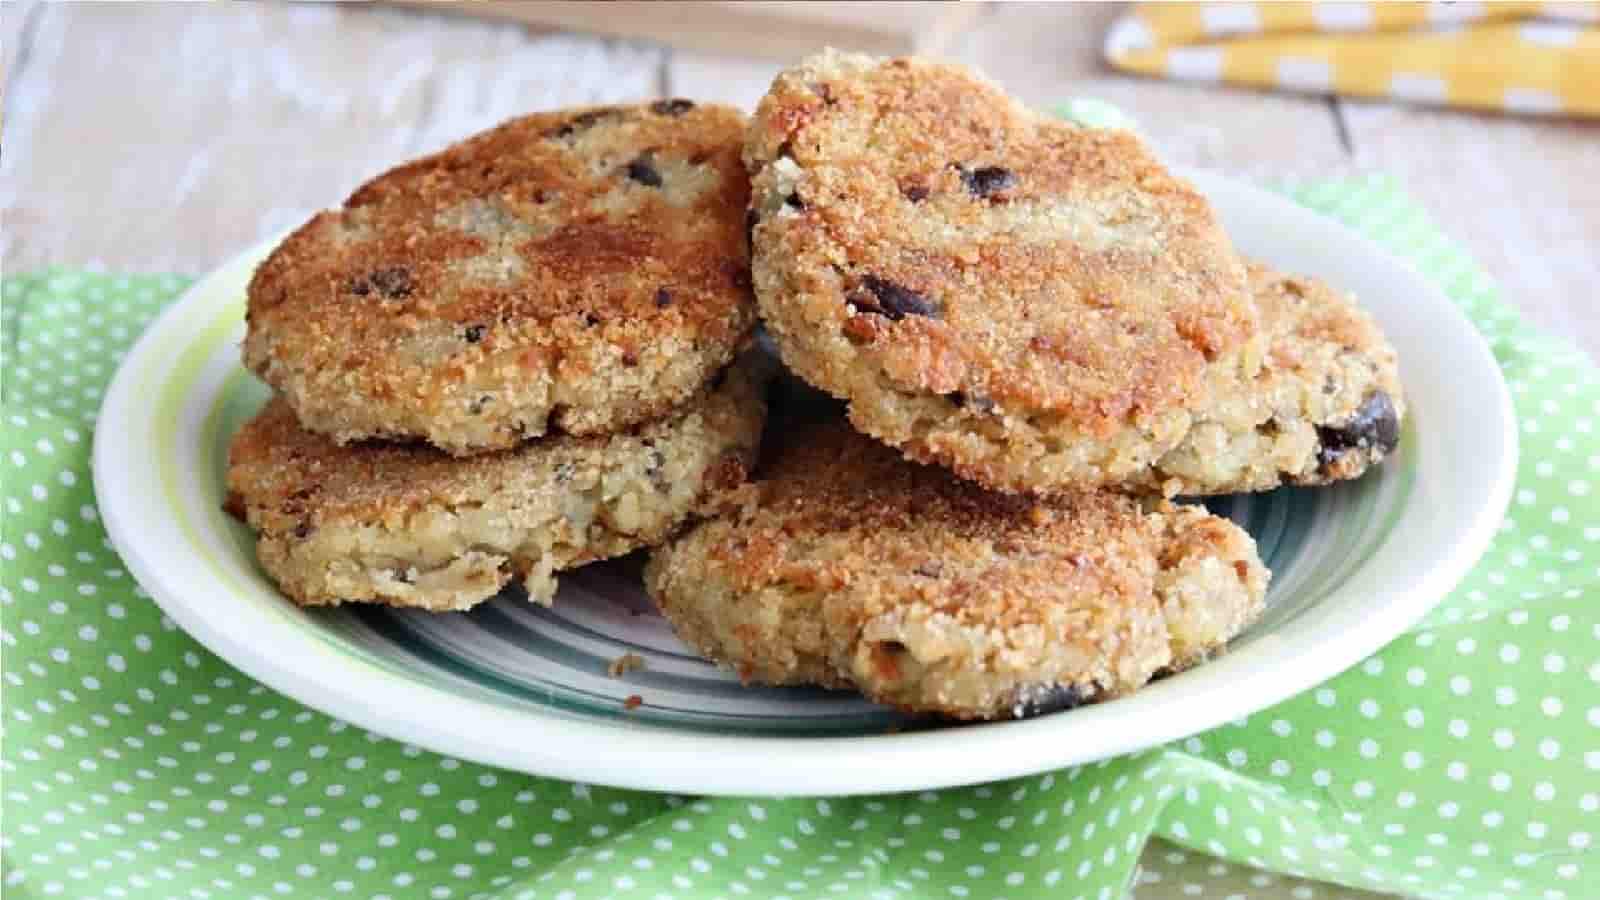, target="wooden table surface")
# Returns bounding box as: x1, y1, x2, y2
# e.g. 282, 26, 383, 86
1, 3, 1592, 898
